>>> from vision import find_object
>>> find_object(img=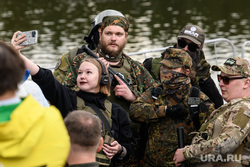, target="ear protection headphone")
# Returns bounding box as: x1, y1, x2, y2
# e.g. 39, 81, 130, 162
96, 59, 109, 85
